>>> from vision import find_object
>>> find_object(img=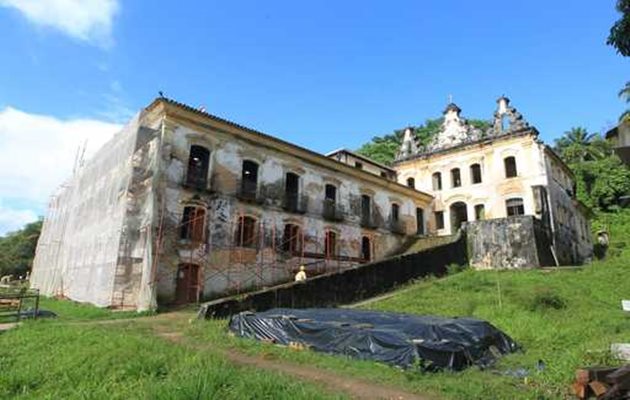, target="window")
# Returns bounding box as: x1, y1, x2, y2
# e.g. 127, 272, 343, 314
470, 164, 482, 184
451, 168, 461, 188
380, 171, 388, 178
432, 172, 442, 191
435, 211, 445, 230
474, 204, 485, 220
361, 236, 371, 262
506, 198, 525, 217
354, 161, 363, 169
241, 160, 259, 199
391, 203, 400, 222
323, 184, 337, 219
186, 145, 210, 188
361, 194, 372, 226
282, 224, 302, 254
235, 216, 257, 247
504, 156, 517, 178
284, 172, 300, 212
180, 206, 206, 242
416, 207, 424, 235
407, 177, 415, 189
324, 230, 337, 258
